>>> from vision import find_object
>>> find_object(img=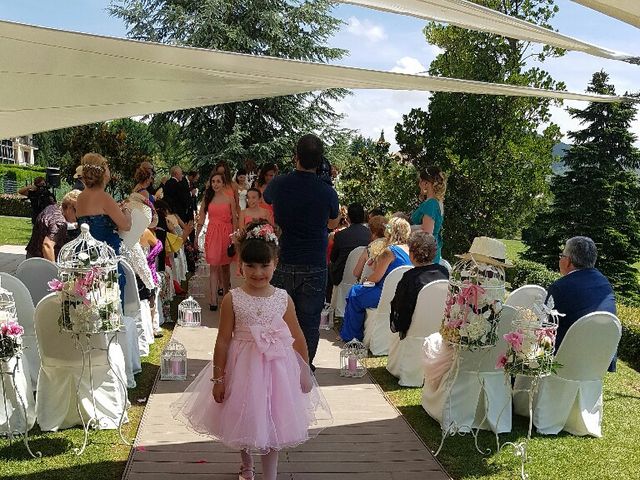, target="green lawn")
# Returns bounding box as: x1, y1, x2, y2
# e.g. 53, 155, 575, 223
0, 321, 174, 480
0, 216, 32, 245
